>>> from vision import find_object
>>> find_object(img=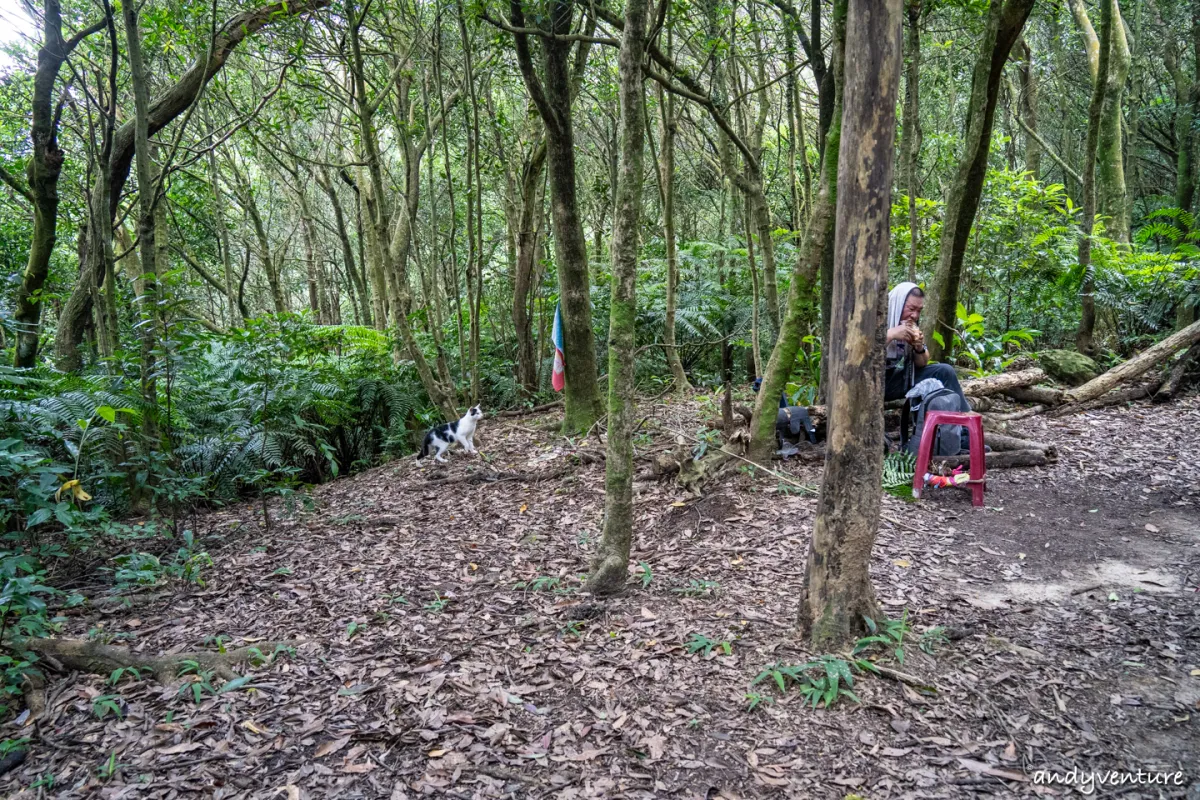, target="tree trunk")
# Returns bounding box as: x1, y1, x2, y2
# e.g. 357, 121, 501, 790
961, 367, 1047, 396
747, 0, 845, 464
923, 0, 1035, 362
1071, 0, 1113, 357
658, 80, 691, 393
511, 139, 547, 397
799, 0, 902, 649
10, 2, 103, 368
318, 167, 369, 326
586, 0, 650, 596
509, 0, 604, 434
1153, 342, 1200, 402
903, 0, 923, 284
122, 1, 160, 446
1016, 37, 1040, 178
